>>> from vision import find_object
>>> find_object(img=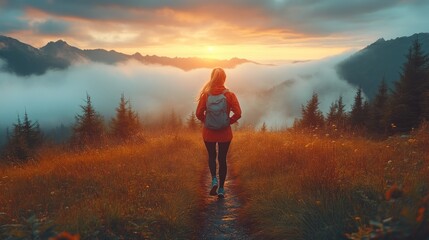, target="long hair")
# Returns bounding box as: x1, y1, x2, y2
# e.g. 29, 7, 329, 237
198, 68, 226, 101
